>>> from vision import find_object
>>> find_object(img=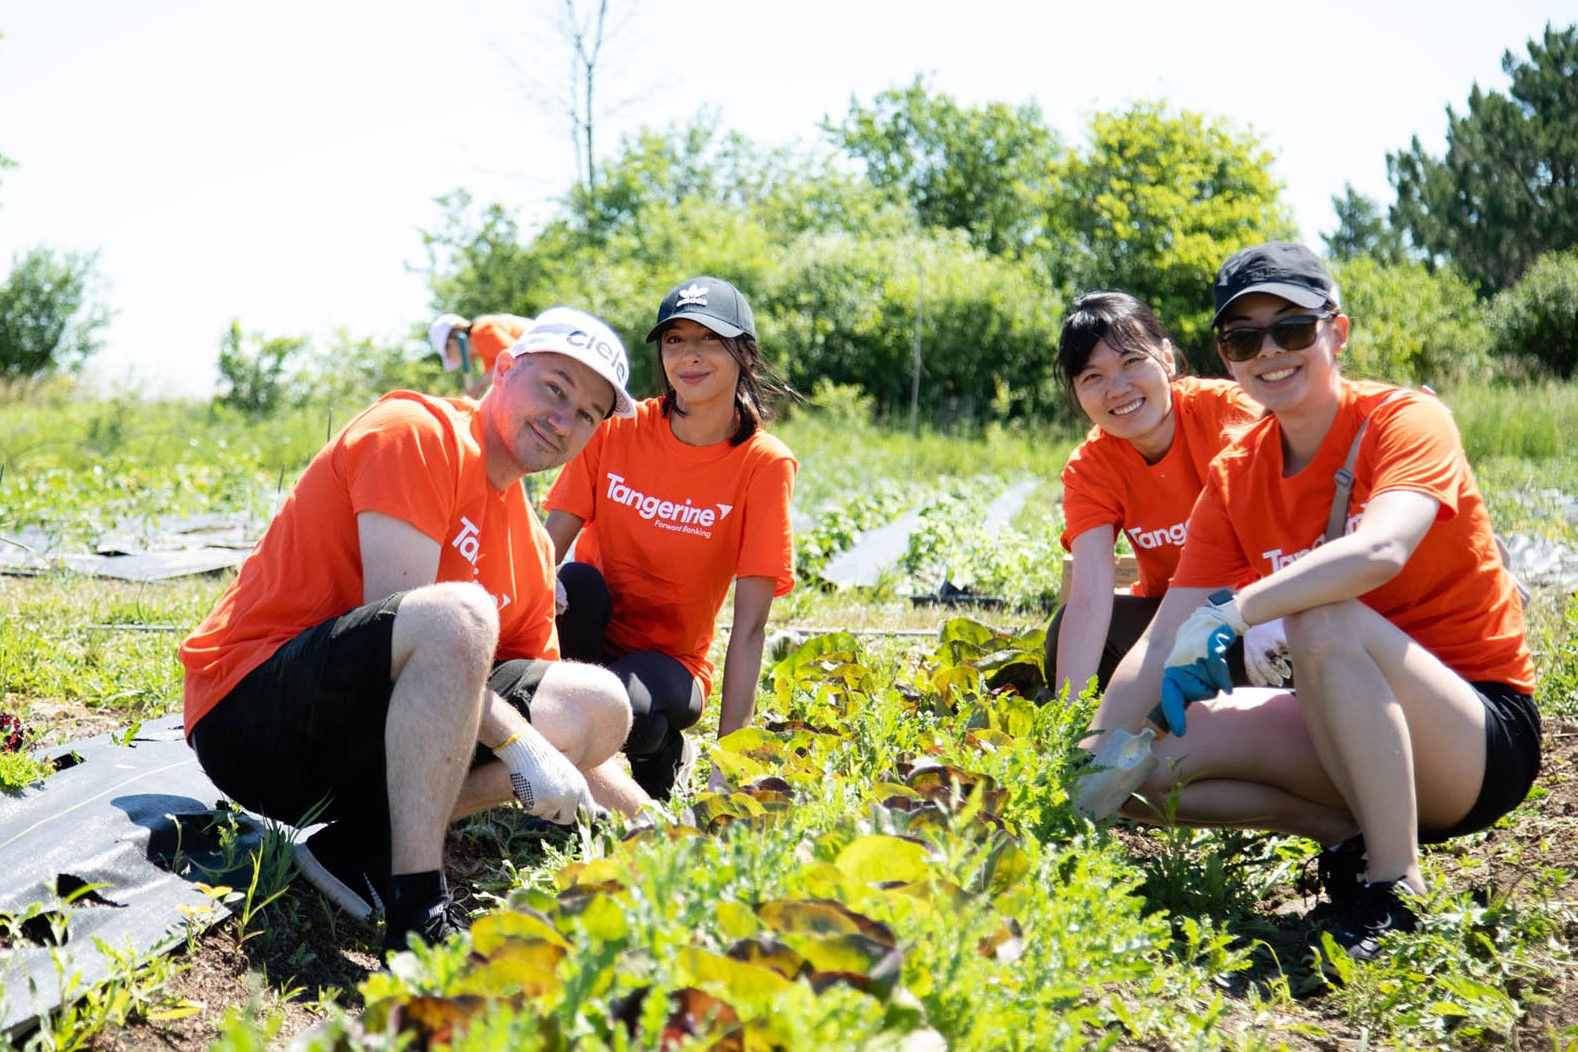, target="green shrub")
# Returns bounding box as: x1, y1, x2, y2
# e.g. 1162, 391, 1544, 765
215, 322, 305, 417
0, 246, 110, 379
1486, 247, 1578, 379
1332, 256, 1490, 385
764, 229, 1064, 425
